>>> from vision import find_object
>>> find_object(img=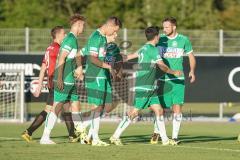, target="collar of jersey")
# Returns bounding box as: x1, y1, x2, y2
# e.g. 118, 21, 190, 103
97, 29, 106, 37
69, 32, 77, 38
167, 33, 178, 40
145, 43, 155, 47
